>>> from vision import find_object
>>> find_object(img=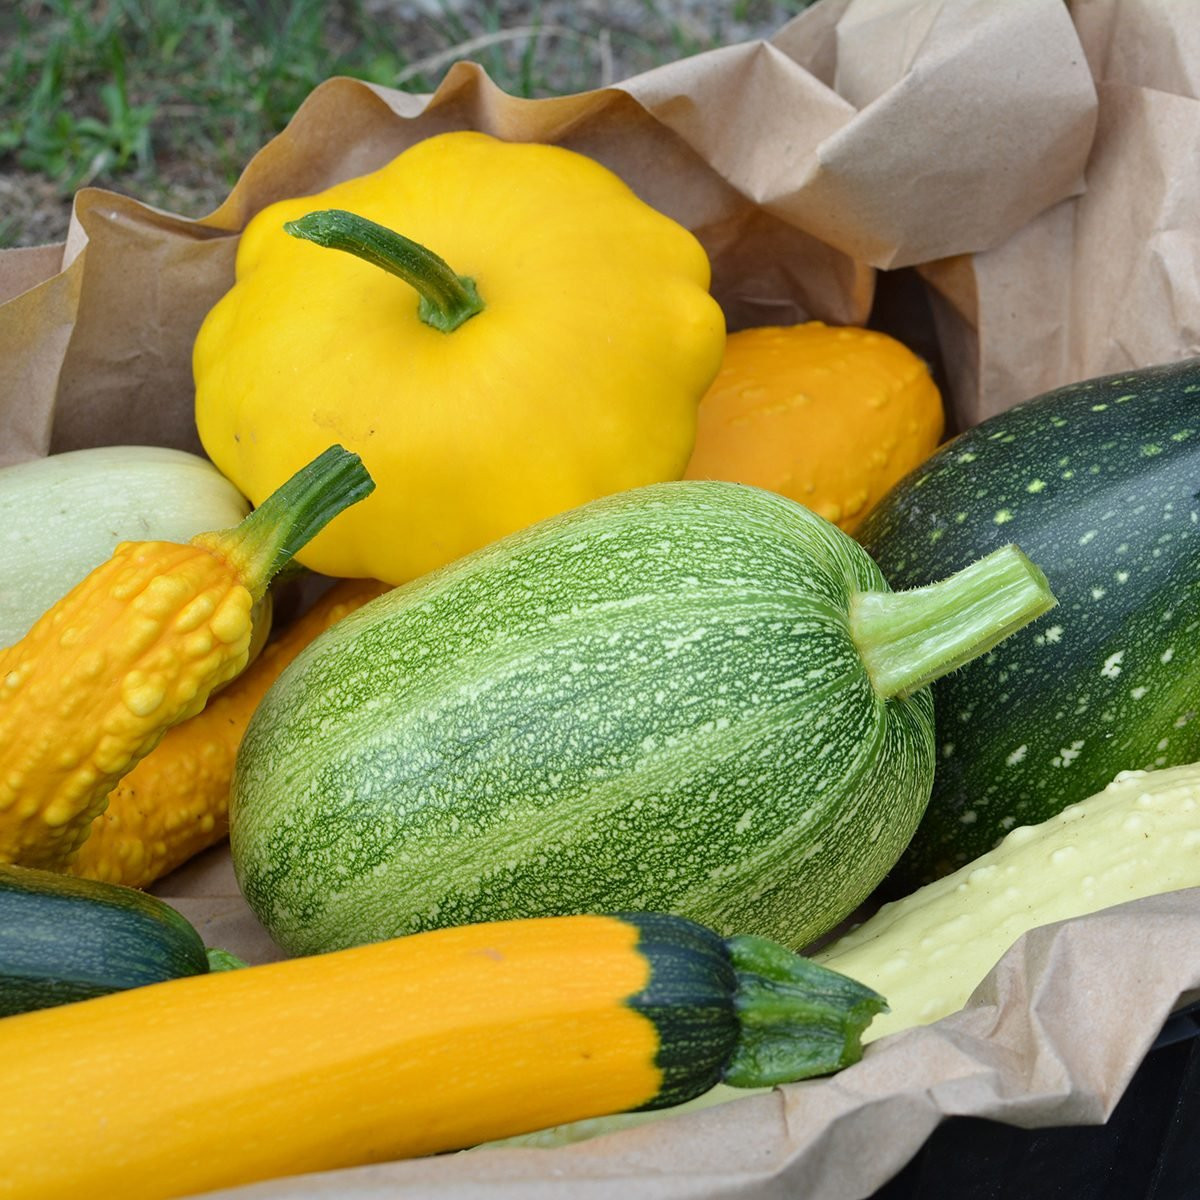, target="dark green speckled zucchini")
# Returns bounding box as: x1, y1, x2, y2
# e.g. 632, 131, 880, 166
0, 864, 221, 1016
858, 357, 1200, 886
